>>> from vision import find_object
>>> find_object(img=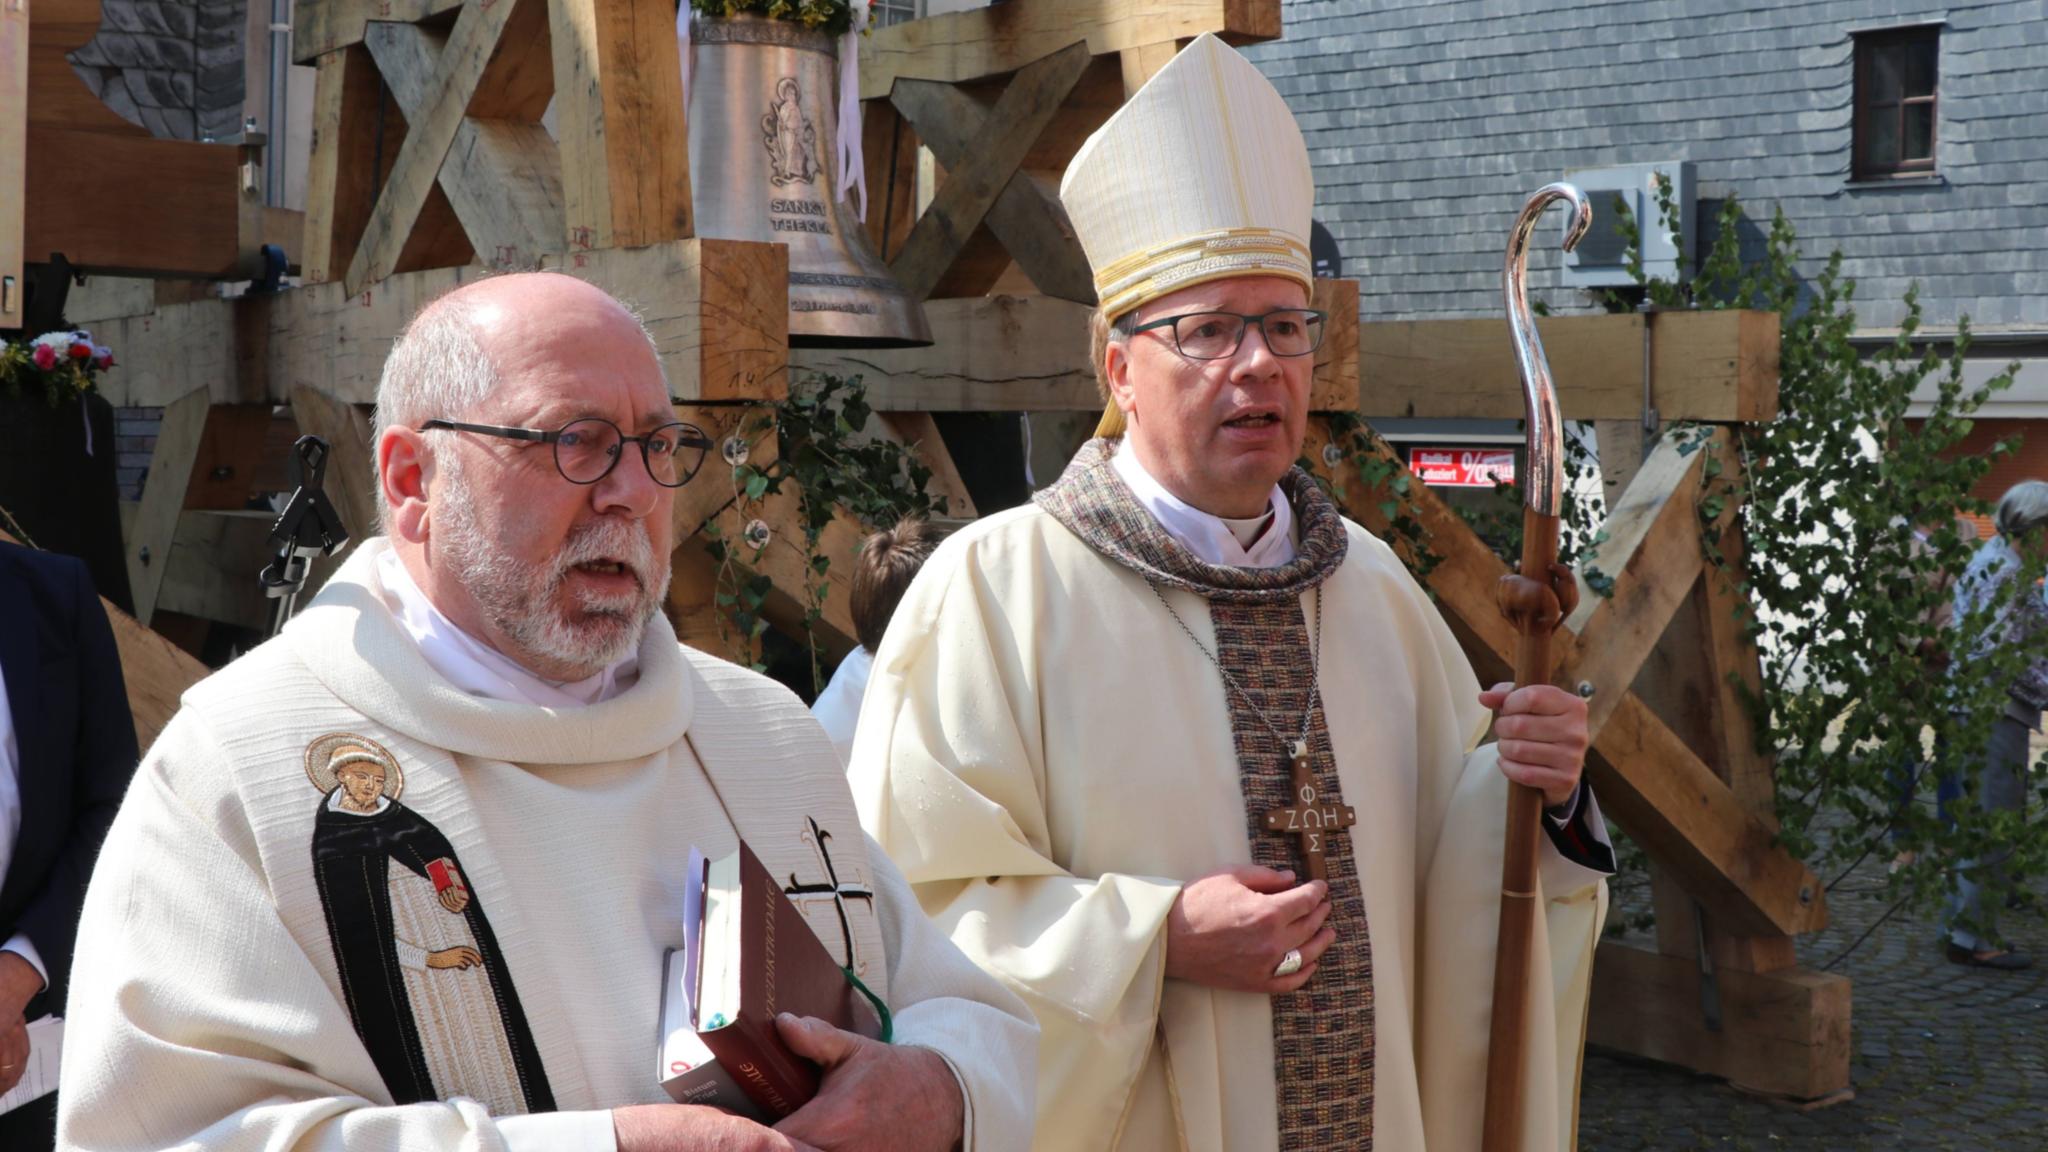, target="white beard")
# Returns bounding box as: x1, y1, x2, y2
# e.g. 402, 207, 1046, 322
433, 451, 672, 676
